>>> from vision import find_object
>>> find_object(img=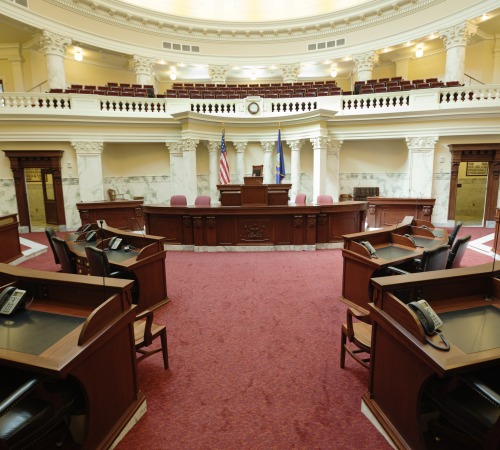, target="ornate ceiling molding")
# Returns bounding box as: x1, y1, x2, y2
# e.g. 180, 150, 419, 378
44, 0, 446, 43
